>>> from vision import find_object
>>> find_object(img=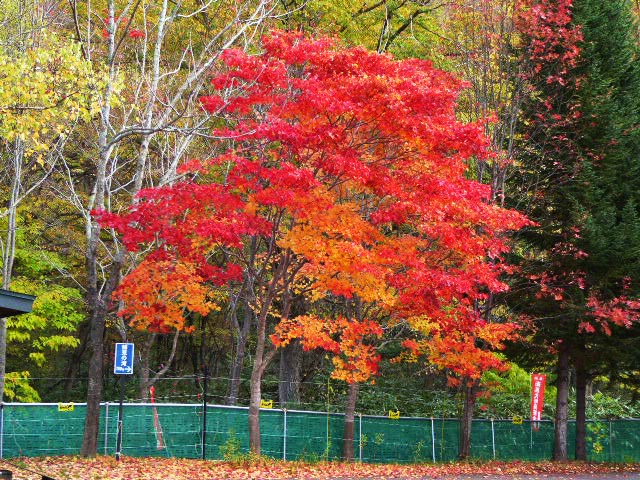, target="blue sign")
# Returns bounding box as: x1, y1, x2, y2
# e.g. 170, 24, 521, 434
114, 343, 135, 374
